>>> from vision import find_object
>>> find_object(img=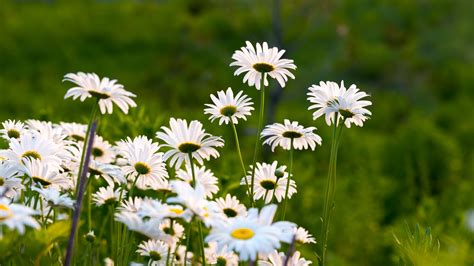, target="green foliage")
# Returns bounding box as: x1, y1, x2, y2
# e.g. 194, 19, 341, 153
1, 220, 71, 265
393, 223, 440, 266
